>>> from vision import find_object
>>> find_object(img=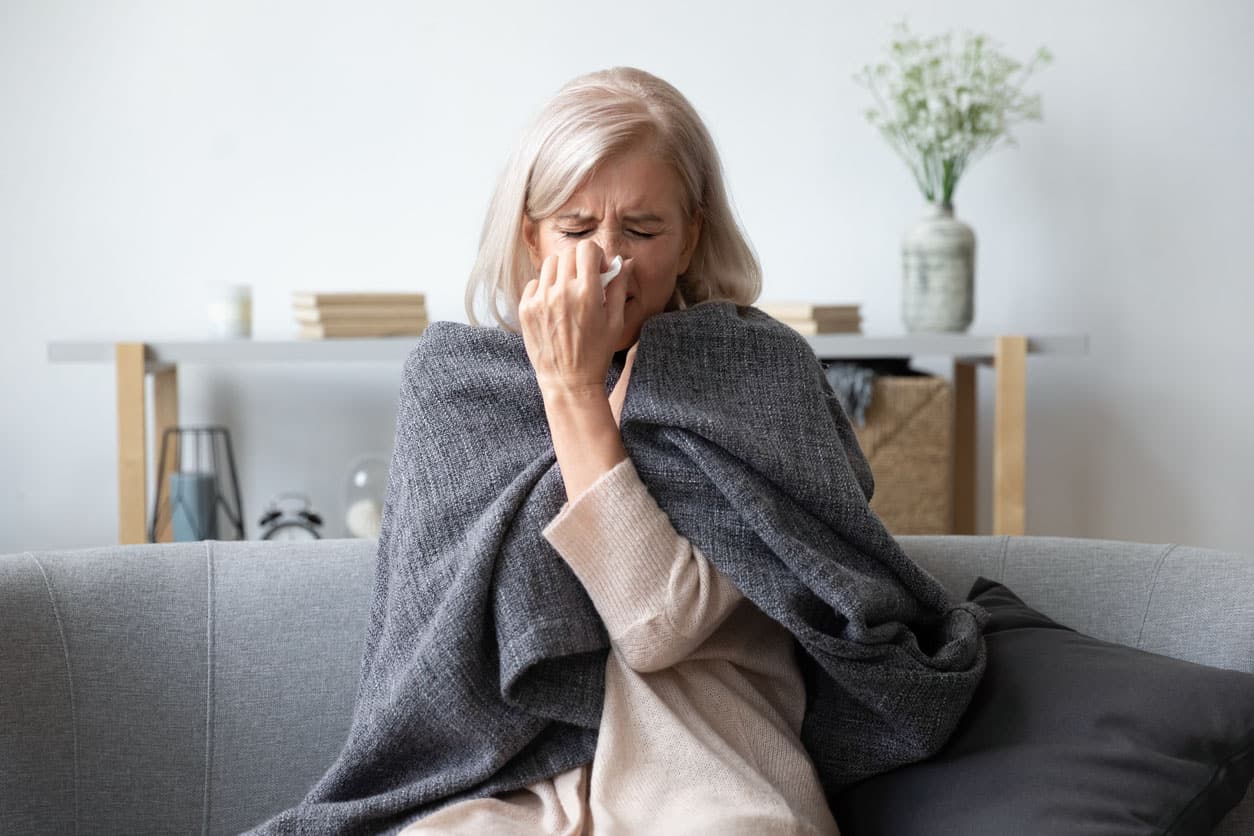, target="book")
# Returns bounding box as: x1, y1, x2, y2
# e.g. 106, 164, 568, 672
292, 291, 427, 308
299, 320, 429, 339
784, 311, 862, 327
756, 302, 860, 320
776, 319, 862, 335
294, 304, 427, 324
